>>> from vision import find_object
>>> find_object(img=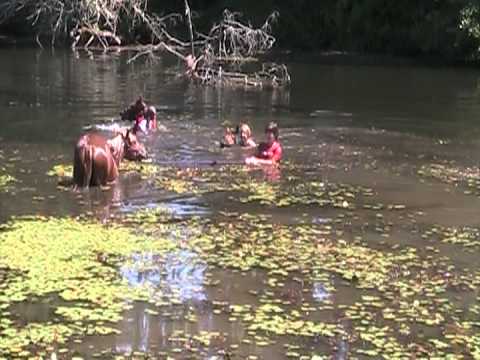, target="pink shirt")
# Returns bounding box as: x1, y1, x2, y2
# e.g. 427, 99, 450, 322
259, 141, 282, 162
